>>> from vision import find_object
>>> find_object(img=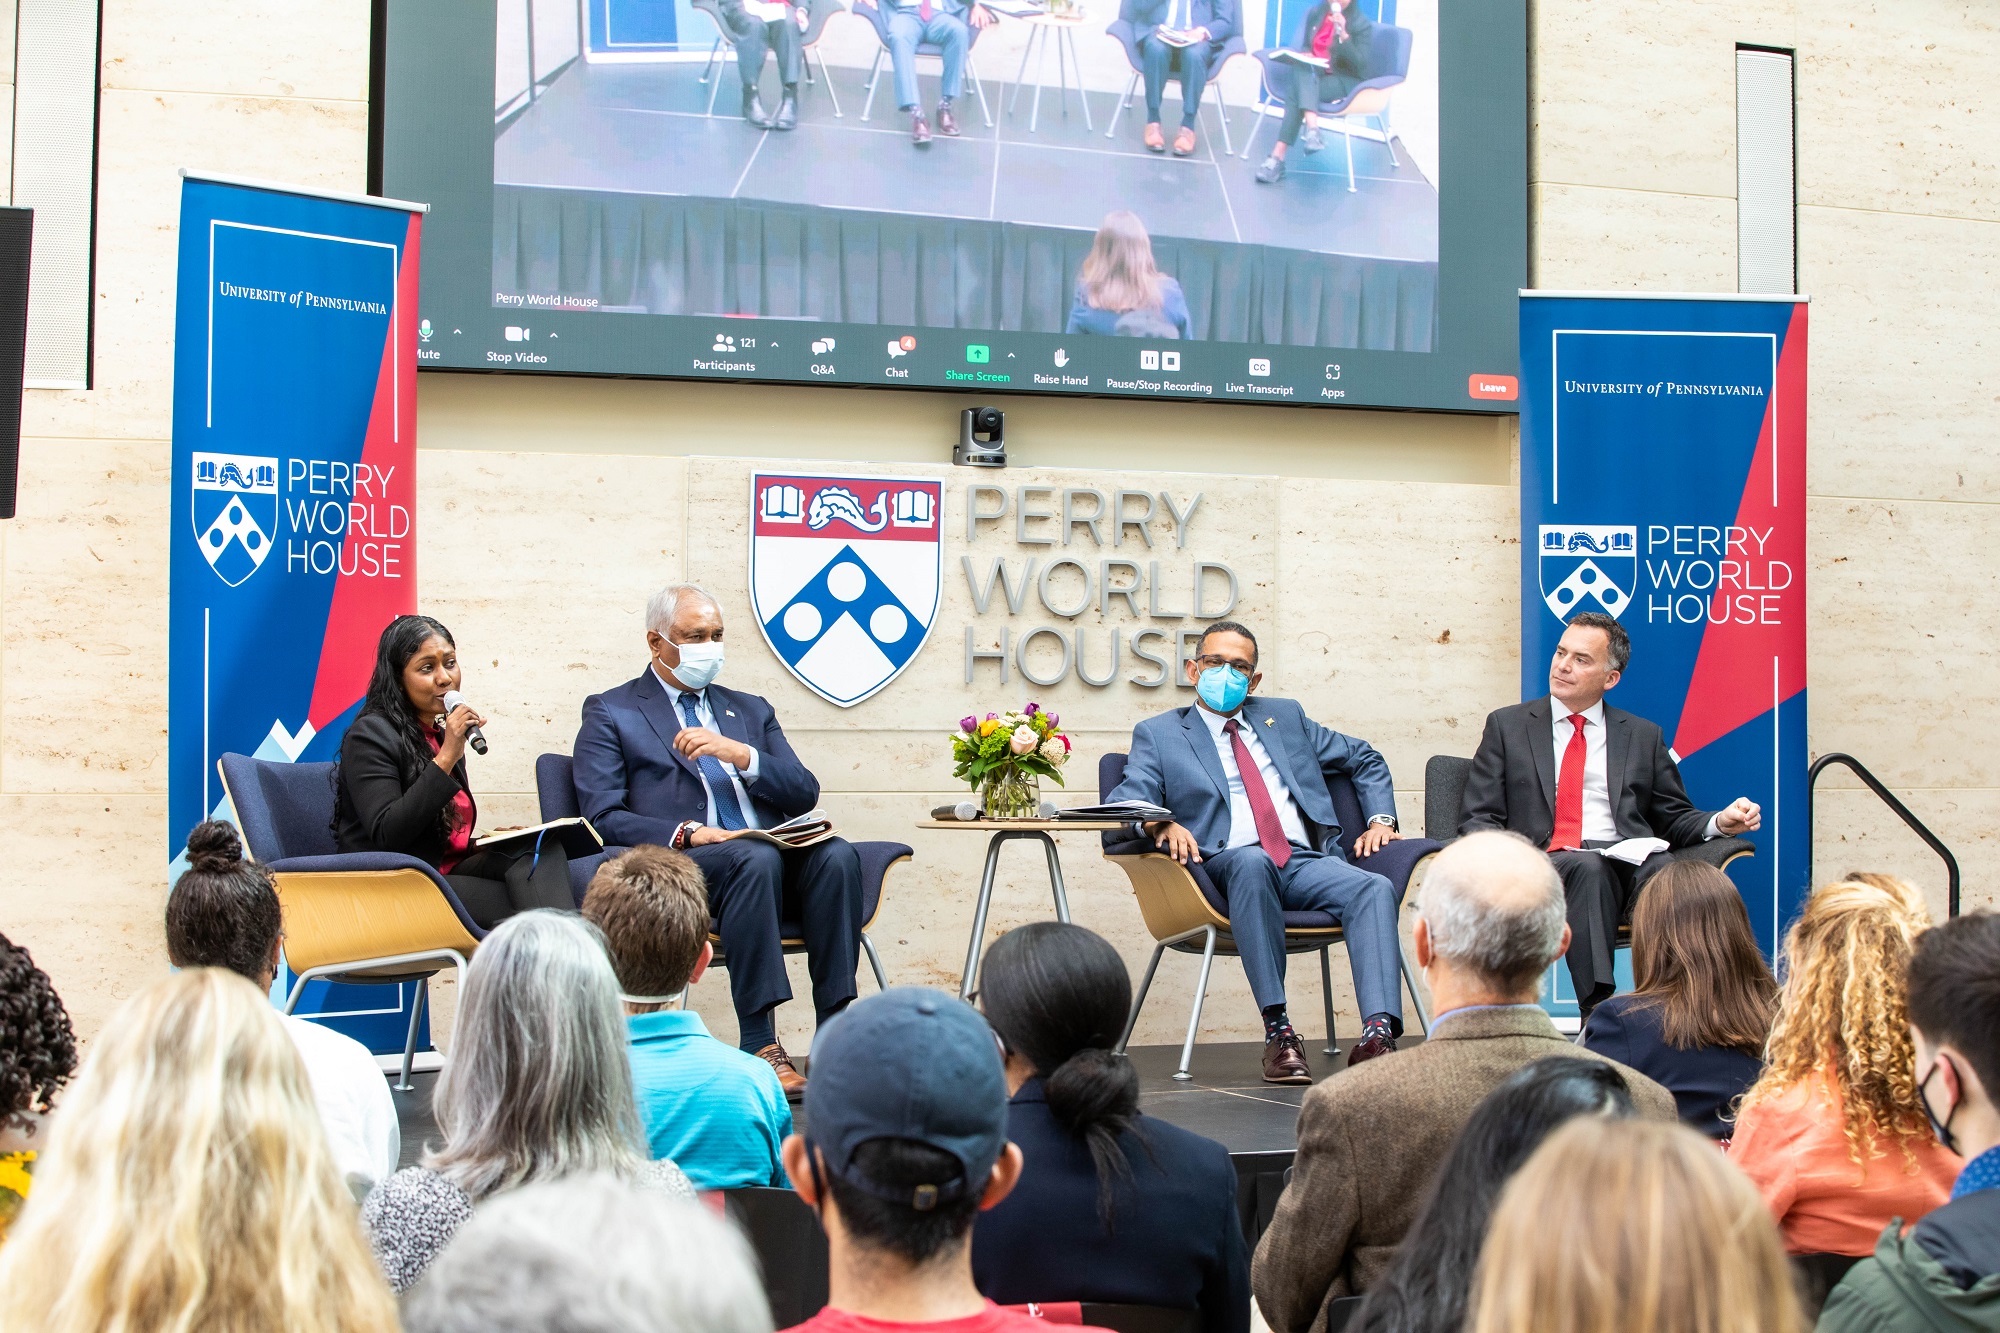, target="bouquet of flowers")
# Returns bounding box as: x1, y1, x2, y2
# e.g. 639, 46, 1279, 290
950, 703, 1071, 819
